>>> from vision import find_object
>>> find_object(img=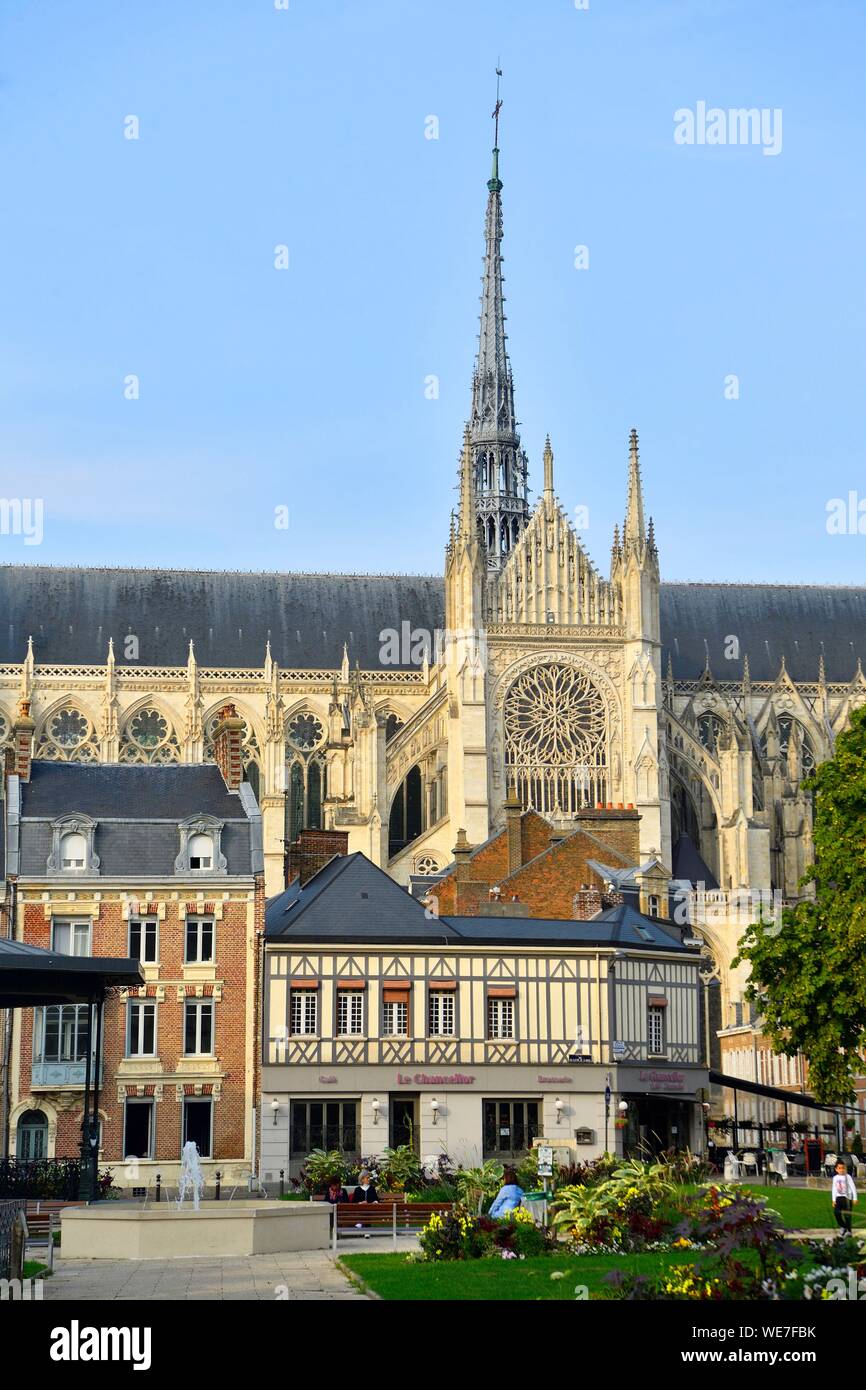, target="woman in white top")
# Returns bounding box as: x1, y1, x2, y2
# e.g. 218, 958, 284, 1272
831, 1160, 858, 1235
